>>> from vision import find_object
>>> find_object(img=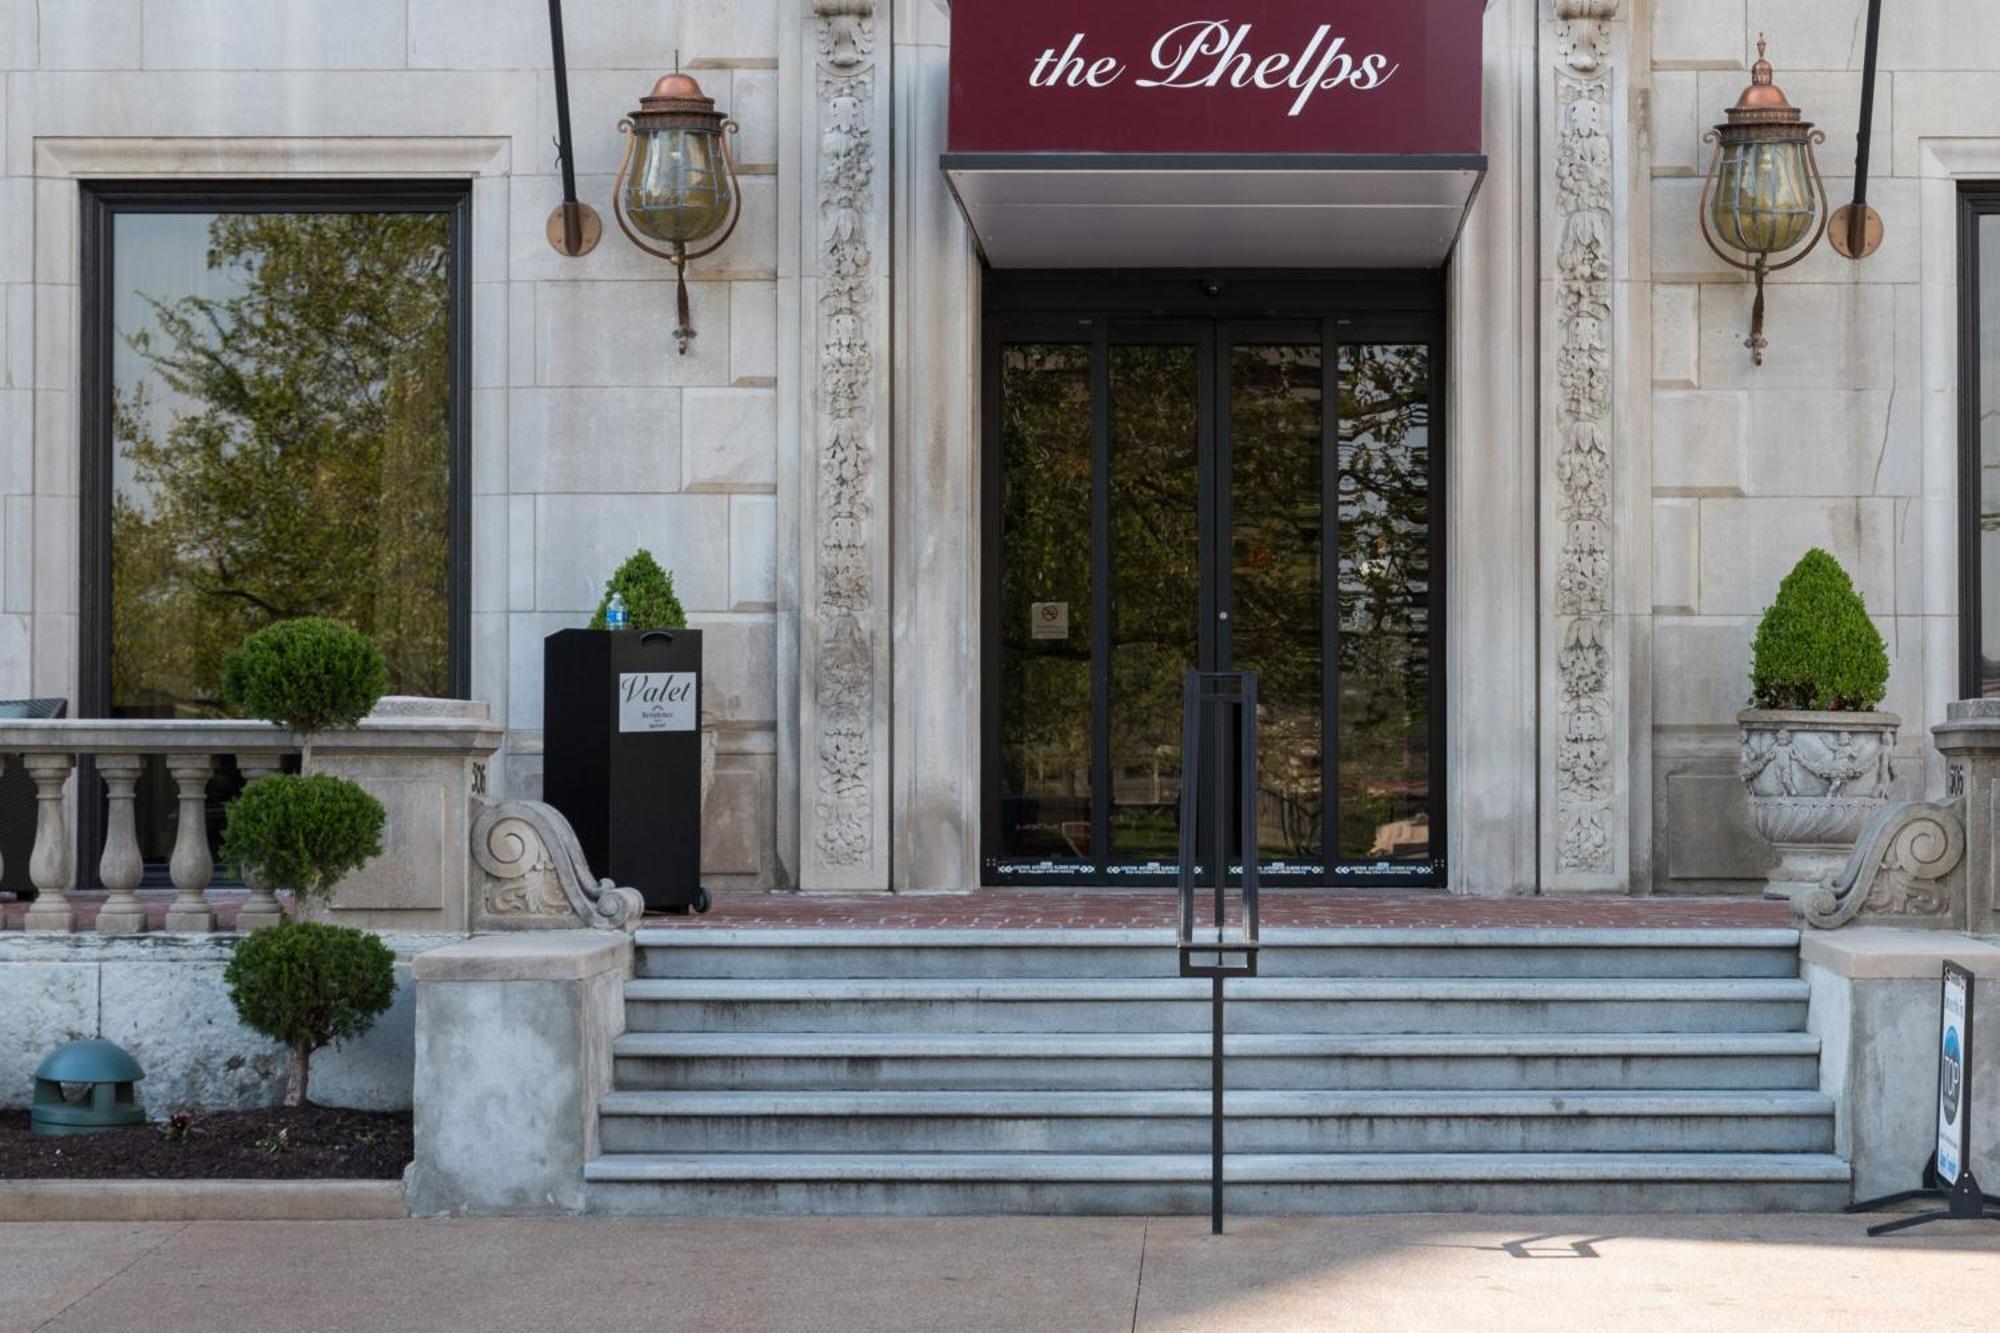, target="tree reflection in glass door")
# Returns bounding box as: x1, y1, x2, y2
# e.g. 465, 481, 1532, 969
1336, 344, 1433, 872
995, 343, 1095, 867
1229, 342, 1325, 871
1108, 344, 1199, 871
